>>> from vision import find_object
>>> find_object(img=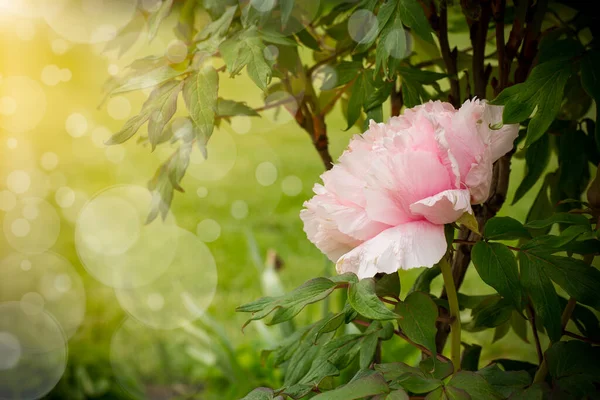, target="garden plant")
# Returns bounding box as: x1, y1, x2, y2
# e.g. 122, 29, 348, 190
99, 0, 600, 398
